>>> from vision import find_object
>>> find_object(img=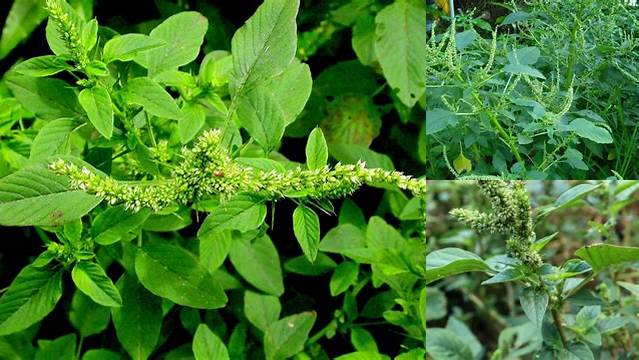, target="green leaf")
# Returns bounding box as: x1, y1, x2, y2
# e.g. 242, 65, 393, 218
193, 324, 229, 360
199, 230, 233, 272
79, 85, 114, 139
0, 264, 62, 335
319, 224, 367, 254
229, 235, 284, 296
425, 248, 491, 284
13, 55, 73, 77
352, 14, 376, 66
425, 108, 457, 135
231, 0, 299, 94
45, 1, 84, 56
576, 244, 639, 273
305, 128, 328, 170
103, 34, 166, 63
30, 118, 77, 161
5, 75, 82, 119
69, 290, 110, 337
35, 333, 76, 360
82, 349, 122, 360
335, 352, 390, 360
135, 12, 208, 76
330, 261, 358, 296
284, 253, 337, 276
262, 60, 312, 125
112, 273, 162, 360
237, 86, 287, 152
292, 204, 321, 262
92, 207, 150, 245
0, 0, 48, 60
264, 312, 316, 360
425, 328, 473, 360
374, 0, 426, 107
72, 261, 122, 307
567, 118, 613, 144
198, 194, 267, 238
178, 102, 206, 144
350, 327, 378, 352
0, 165, 101, 226
507, 46, 540, 66
244, 291, 281, 333
321, 95, 381, 148
123, 77, 182, 119
135, 243, 227, 309
503, 63, 545, 79
520, 287, 548, 328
